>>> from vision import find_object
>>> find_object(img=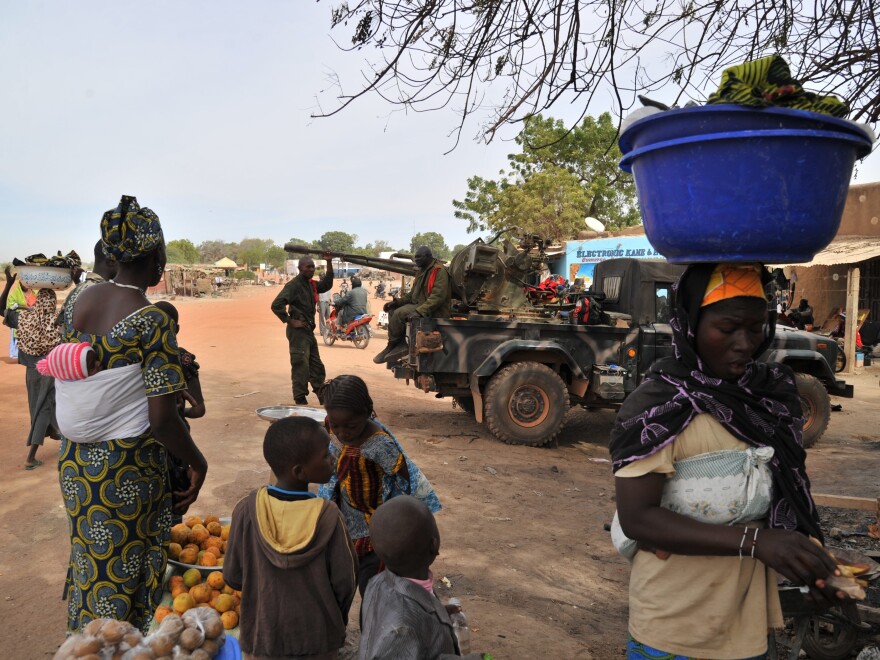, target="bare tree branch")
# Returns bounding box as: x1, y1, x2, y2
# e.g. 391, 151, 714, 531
315, 0, 879, 140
